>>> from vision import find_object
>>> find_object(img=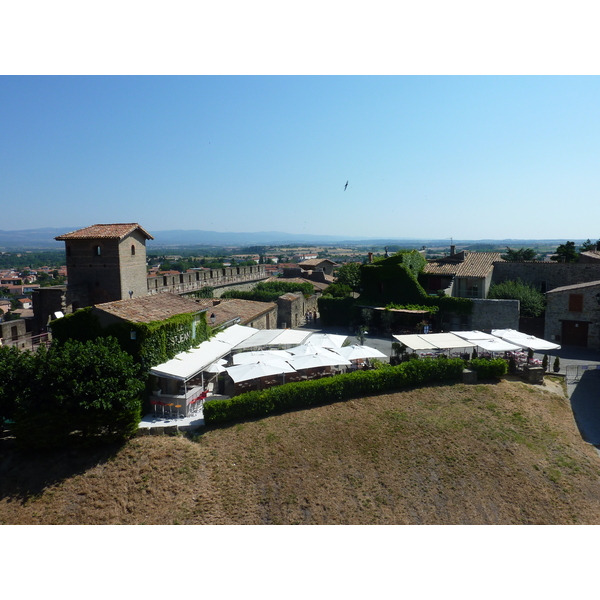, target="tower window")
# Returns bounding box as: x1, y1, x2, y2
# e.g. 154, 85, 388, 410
94, 245, 101, 256
131, 244, 135, 255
